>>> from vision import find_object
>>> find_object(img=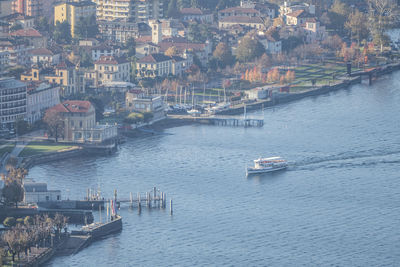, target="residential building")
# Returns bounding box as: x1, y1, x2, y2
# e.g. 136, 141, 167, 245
98, 19, 139, 43
0, 21, 9, 37
54, 1, 97, 38
134, 0, 163, 23
29, 48, 61, 66
0, 38, 32, 66
46, 100, 117, 143
0, 13, 35, 29
94, 55, 130, 85
90, 44, 120, 61
302, 18, 326, 43
126, 95, 164, 121
279, 1, 315, 16
44, 60, 85, 96
219, 16, 265, 30
0, 77, 27, 128
240, 1, 276, 19
95, 0, 163, 22
95, 0, 135, 21
135, 42, 159, 59
9, 28, 46, 47
161, 19, 183, 37
0, 50, 10, 74
20, 61, 84, 96
180, 8, 213, 23
157, 37, 212, 67
136, 53, 172, 78
23, 181, 61, 203
26, 81, 60, 124
285, 10, 313, 26
218, 6, 260, 20
258, 34, 282, 54
12, 0, 42, 17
